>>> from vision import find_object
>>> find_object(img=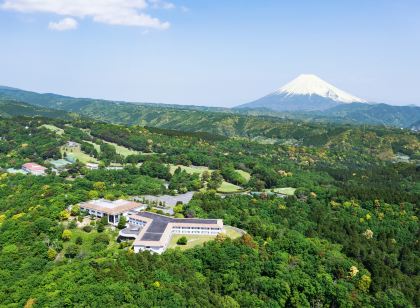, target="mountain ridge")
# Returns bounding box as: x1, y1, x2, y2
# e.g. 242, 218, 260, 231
0, 84, 419, 130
